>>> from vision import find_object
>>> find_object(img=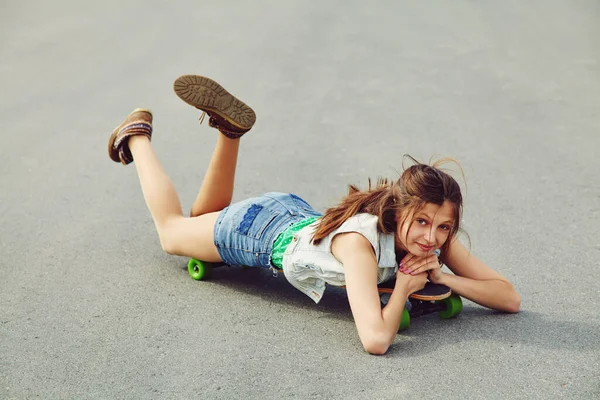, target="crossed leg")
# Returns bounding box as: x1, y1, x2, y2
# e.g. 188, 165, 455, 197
128, 133, 241, 262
